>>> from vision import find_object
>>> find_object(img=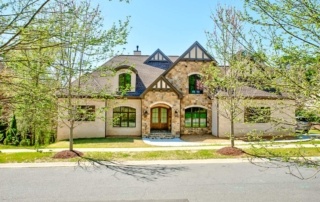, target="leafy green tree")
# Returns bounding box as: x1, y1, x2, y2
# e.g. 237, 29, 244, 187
4, 114, 20, 145
241, 0, 320, 175
52, 0, 129, 151
5, 26, 58, 146
243, 0, 320, 114
204, 5, 257, 148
